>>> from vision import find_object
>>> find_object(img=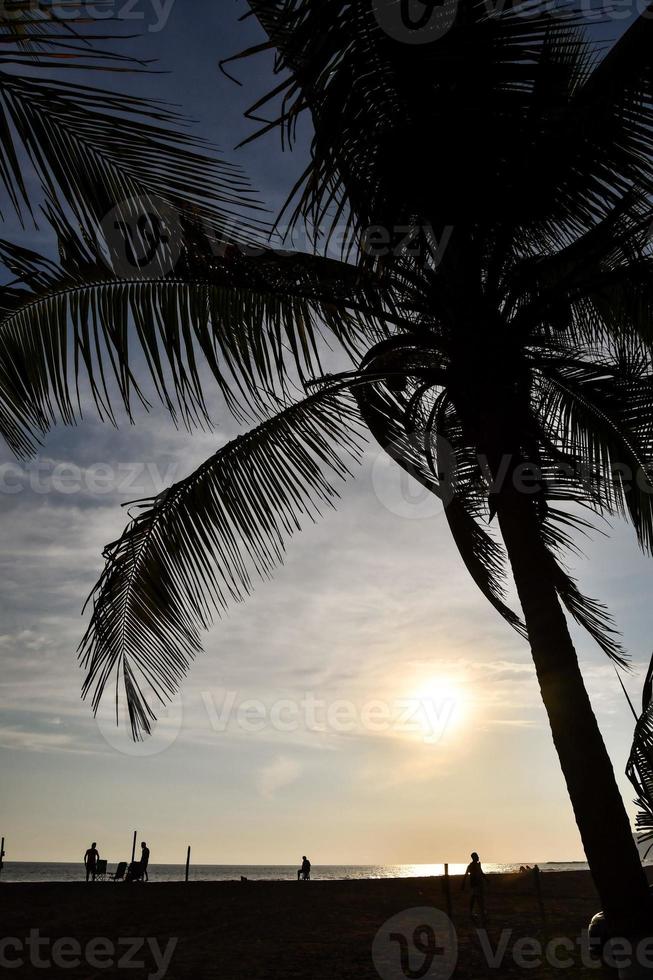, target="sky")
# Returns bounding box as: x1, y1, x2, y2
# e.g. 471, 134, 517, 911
0, 1, 652, 869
